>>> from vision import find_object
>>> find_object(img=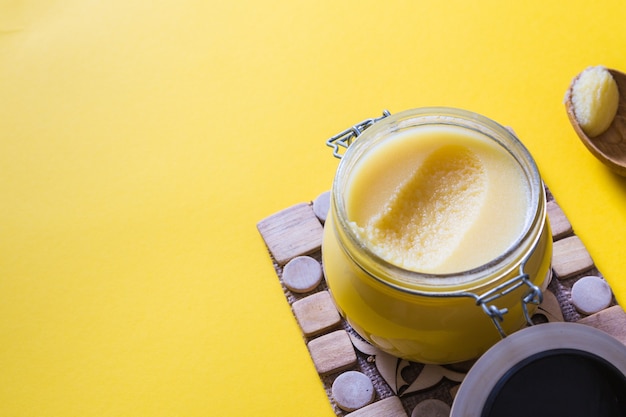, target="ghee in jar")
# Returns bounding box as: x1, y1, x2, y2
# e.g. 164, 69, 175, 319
347, 125, 530, 274
323, 108, 552, 364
